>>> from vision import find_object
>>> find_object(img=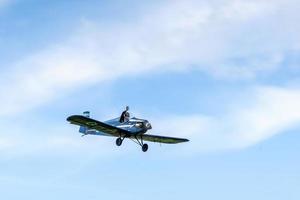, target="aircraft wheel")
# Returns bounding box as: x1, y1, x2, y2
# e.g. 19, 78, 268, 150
116, 138, 122, 146
142, 144, 148, 152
